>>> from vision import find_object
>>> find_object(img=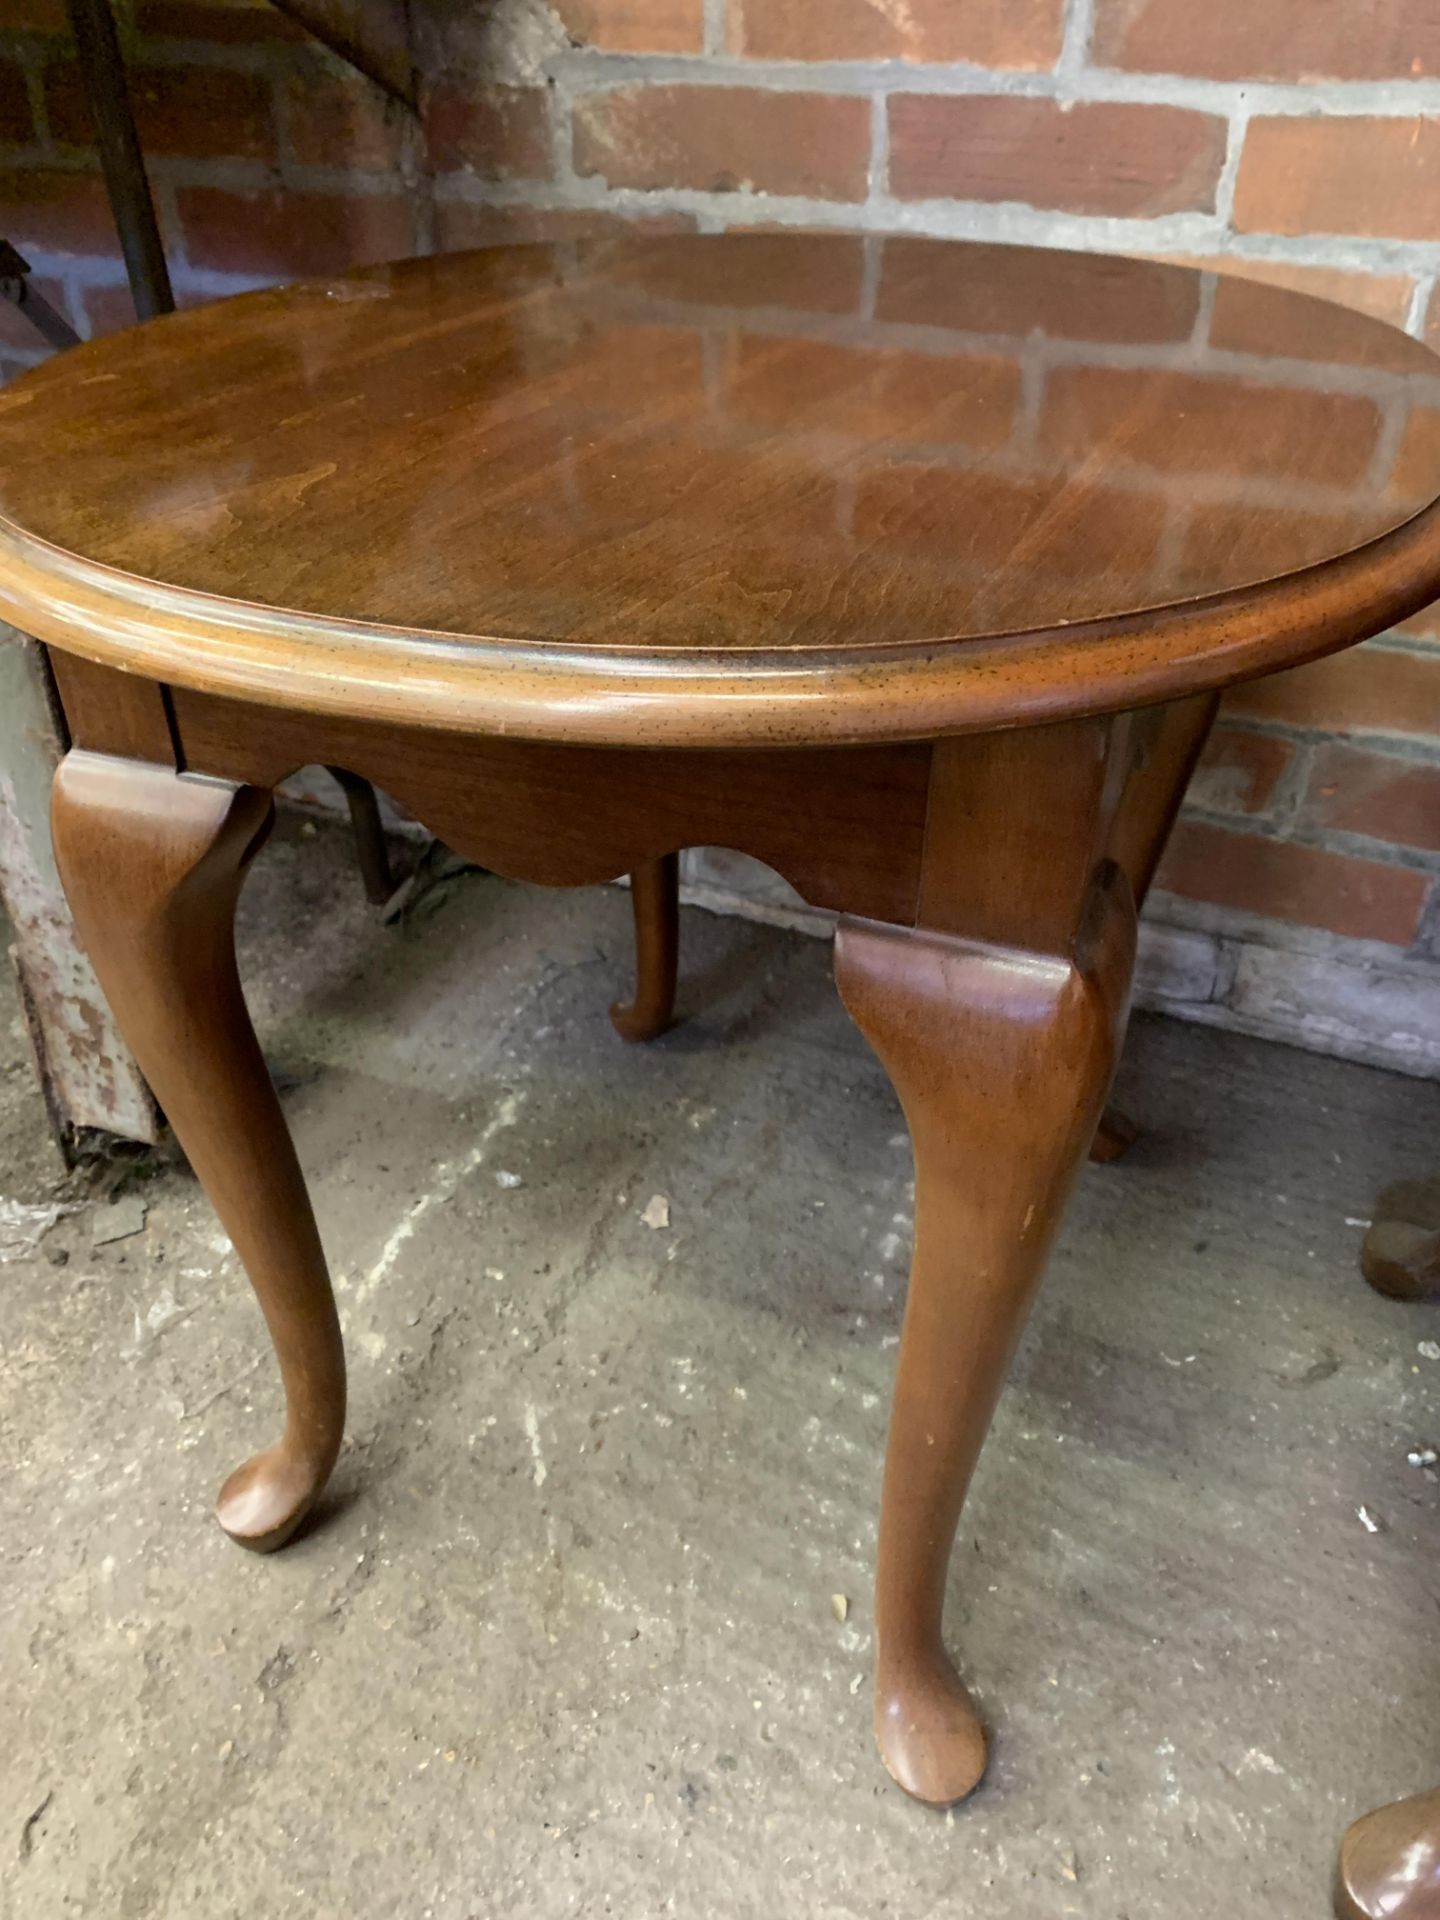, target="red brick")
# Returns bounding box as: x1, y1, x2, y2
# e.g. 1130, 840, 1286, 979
433, 202, 696, 251
879, 237, 1199, 342
1223, 643, 1440, 738
733, 0, 1063, 67
1094, 0, 1440, 81
176, 184, 412, 276
1042, 366, 1380, 484
888, 95, 1226, 215
423, 82, 551, 183
573, 85, 869, 202
554, 0, 703, 52
1303, 743, 1440, 853
1235, 117, 1440, 241
1155, 820, 1428, 944
0, 166, 118, 256
1208, 275, 1423, 372
1187, 727, 1295, 817
285, 58, 404, 171
133, 0, 305, 42
0, 59, 33, 149
45, 58, 274, 161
